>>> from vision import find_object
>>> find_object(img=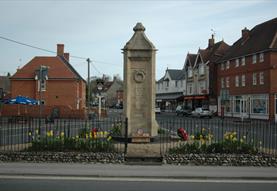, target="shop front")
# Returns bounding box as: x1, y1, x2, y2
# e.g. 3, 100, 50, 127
156, 92, 184, 112
184, 95, 209, 110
